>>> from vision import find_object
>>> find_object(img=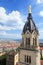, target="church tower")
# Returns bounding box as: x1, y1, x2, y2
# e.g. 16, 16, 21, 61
18, 5, 40, 65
